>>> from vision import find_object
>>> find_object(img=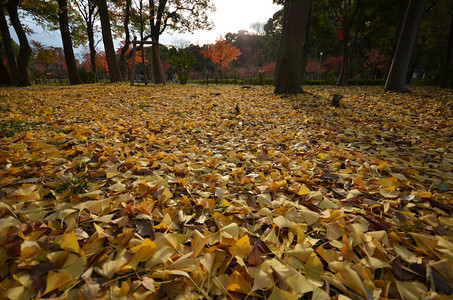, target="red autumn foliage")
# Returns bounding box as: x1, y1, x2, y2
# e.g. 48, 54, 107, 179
201, 38, 242, 73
